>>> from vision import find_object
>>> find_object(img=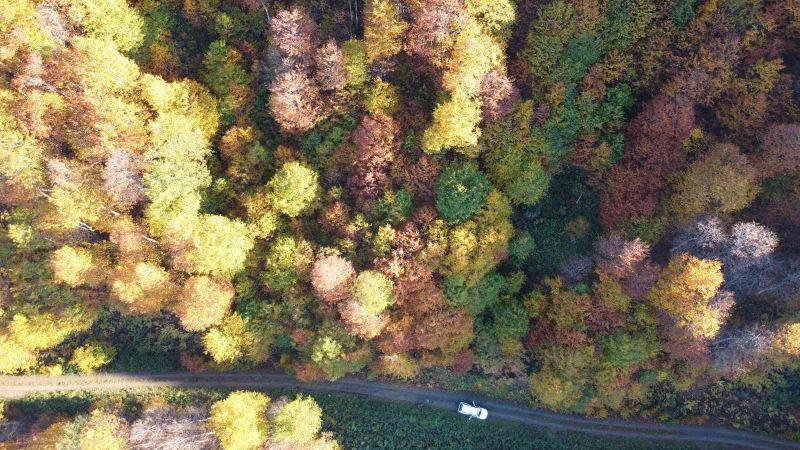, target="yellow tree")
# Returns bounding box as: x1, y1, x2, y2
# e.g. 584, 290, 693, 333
69, 342, 116, 373
67, 37, 141, 96
364, 0, 407, 62
648, 254, 725, 339
442, 20, 504, 95
0, 0, 53, 65
271, 396, 324, 444
266, 161, 320, 217
110, 261, 176, 314
80, 409, 129, 450
50, 246, 101, 288
67, 0, 145, 52
465, 0, 515, 36
766, 322, 800, 366
202, 313, 273, 366
209, 391, 270, 450
184, 214, 254, 278
139, 75, 220, 139
0, 89, 46, 196
42, 184, 105, 233
143, 111, 211, 240
442, 190, 514, 286
422, 92, 483, 153
0, 307, 96, 374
